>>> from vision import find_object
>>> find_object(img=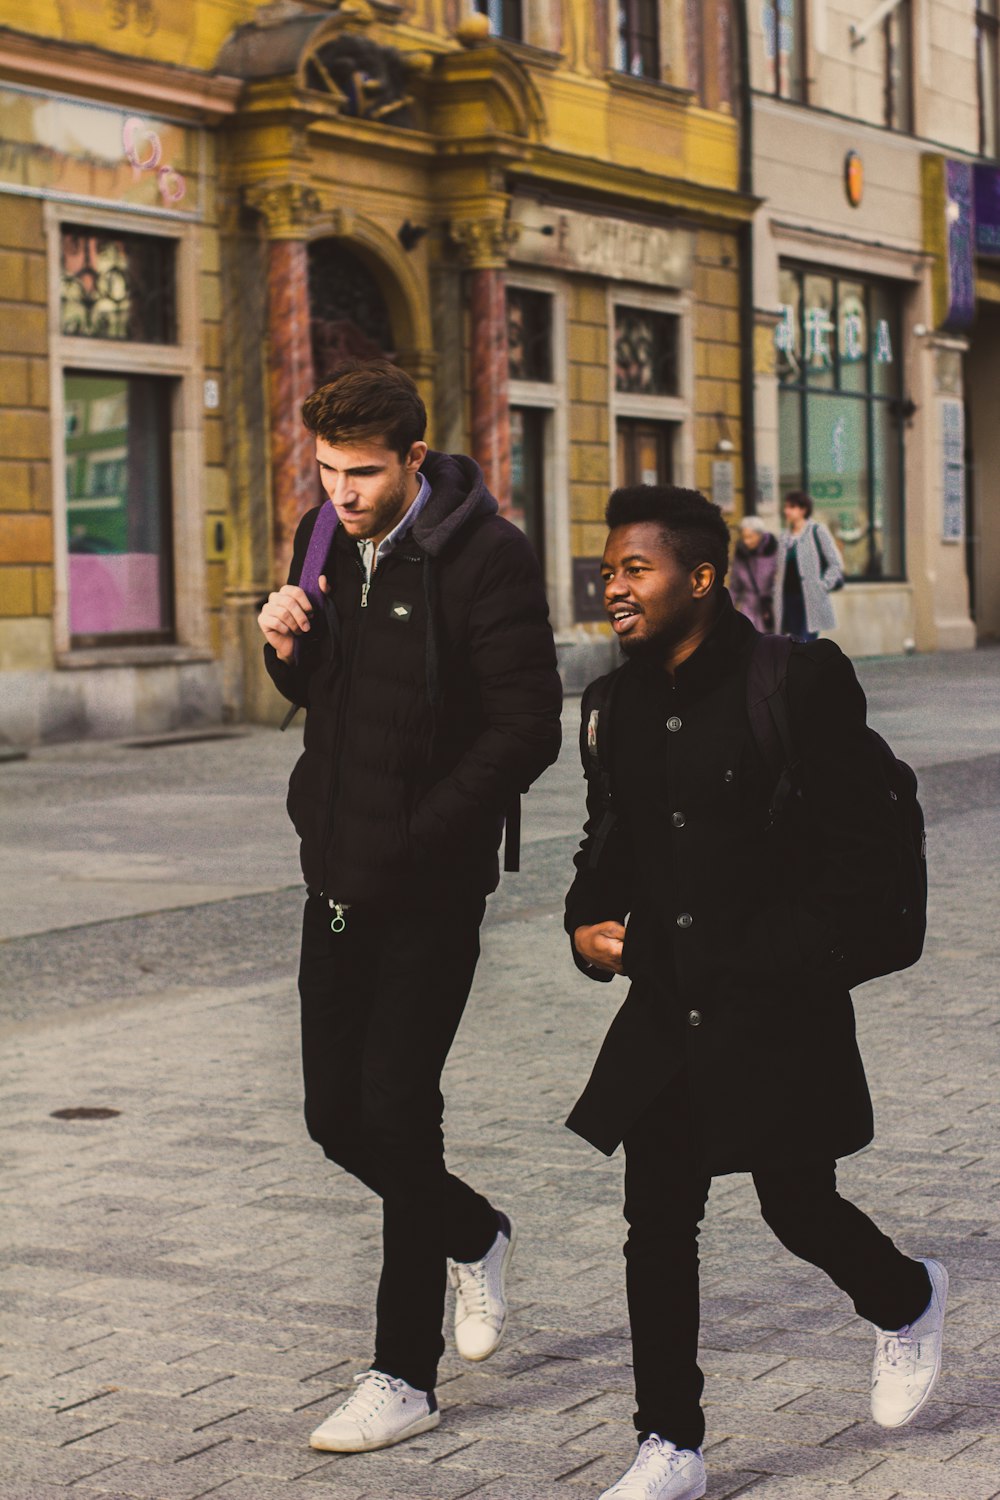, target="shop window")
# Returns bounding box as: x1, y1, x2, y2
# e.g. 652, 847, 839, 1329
60, 226, 176, 343
510, 406, 547, 569
776, 263, 904, 580
616, 0, 660, 79
884, 0, 913, 133
762, 0, 807, 102
473, 0, 523, 40
616, 418, 675, 487
507, 288, 553, 382
64, 371, 174, 645
308, 240, 395, 382
614, 307, 679, 396
977, 0, 1000, 157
